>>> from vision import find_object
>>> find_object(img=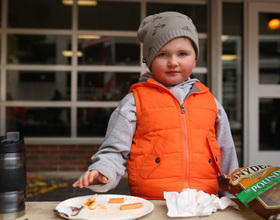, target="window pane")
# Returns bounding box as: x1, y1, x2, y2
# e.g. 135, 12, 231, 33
78, 72, 140, 101
78, 1, 140, 30
222, 3, 243, 165
259, 13, 280, 84
147, 3, 207, 33
191, 74, 207, 85
6, 107, 70, 137
7, 35, 72, 65
78, 36, 140, 66
0, 0, 1, 27
197, 38, 207, 68
0, 36, 1, 61
259, 98, 280, 150
7, 71, 71, 101
77, 107, 115, 137
8, 0, 72, 29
